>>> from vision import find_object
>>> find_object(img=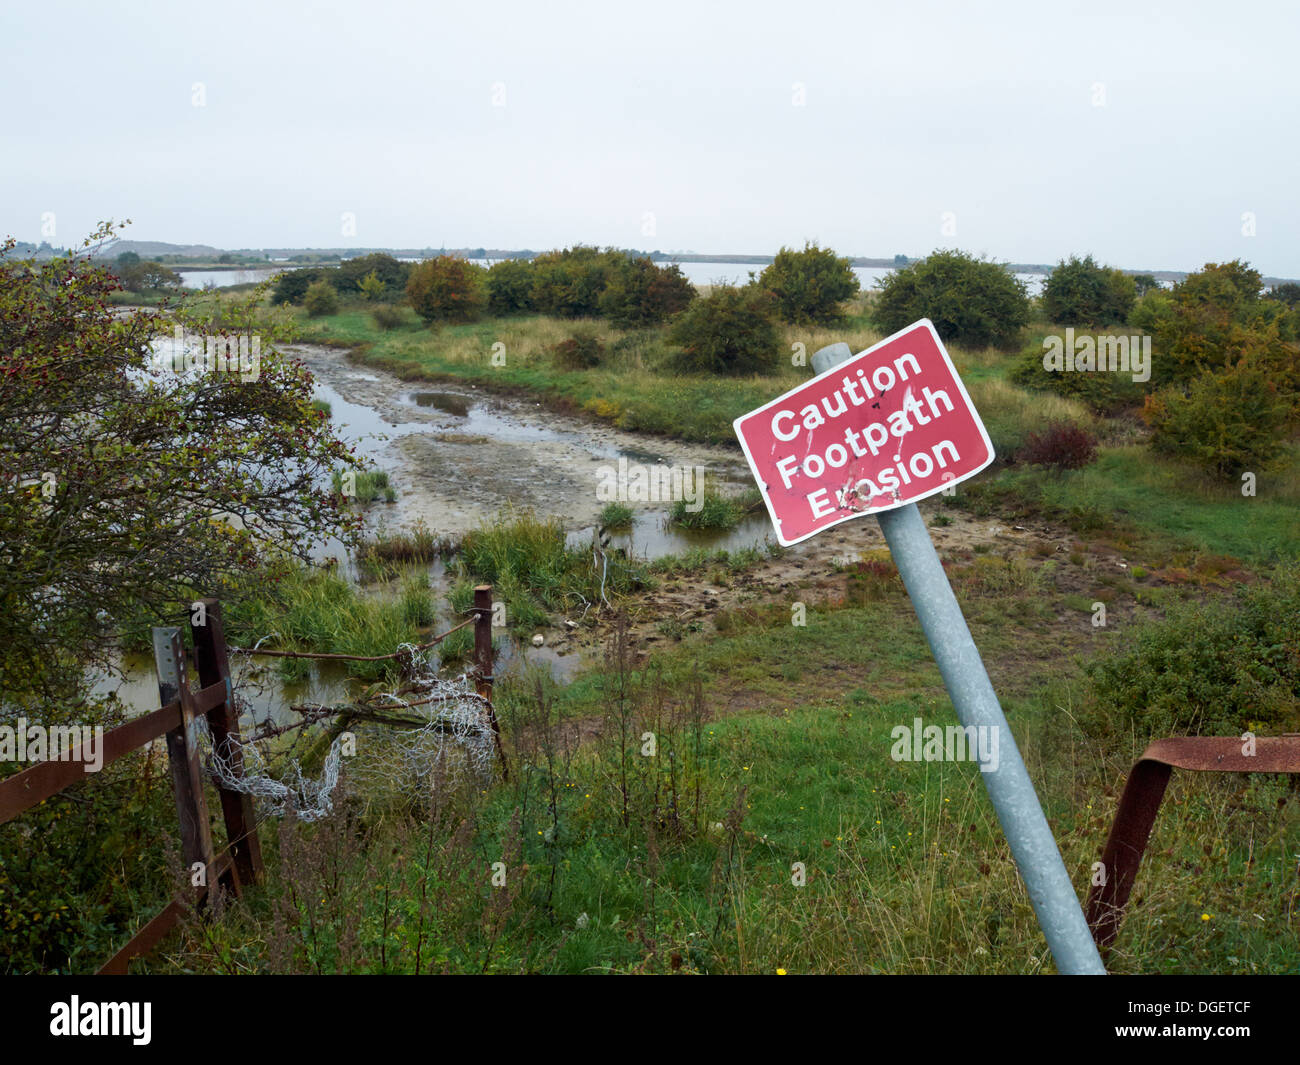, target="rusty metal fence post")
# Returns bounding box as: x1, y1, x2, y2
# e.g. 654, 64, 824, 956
473, 584, 508, 780
190, 597, 263, 887
151, 627, 215, 883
